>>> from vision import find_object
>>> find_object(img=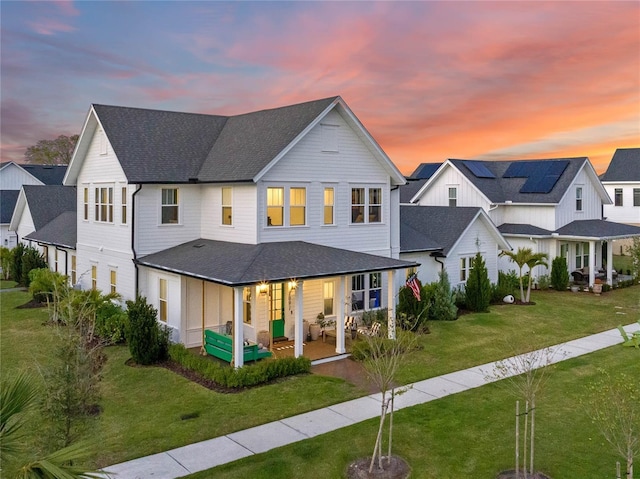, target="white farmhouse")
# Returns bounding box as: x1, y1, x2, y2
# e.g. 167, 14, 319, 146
601, 148, 640, 240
